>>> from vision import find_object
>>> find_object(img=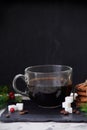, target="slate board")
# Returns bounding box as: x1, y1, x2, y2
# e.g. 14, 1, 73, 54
0, 100, 87, 123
